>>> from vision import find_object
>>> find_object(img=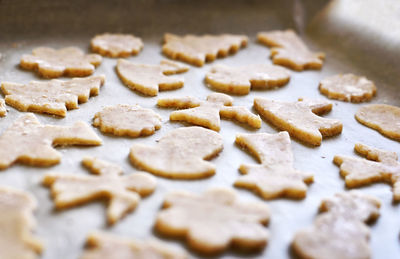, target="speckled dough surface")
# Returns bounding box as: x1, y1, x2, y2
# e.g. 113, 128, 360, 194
0, 99, 6, 117
20, 47, 102, 78
292, 191, 380, 259
158, 93, 261, 131
162, 33, 248, 66
93, 104, 162, 137
43, 157, 156, 224
91, 33, 143, 58
155, 187, 270, 255
205, 63, 290, 95
234, 131, 313, 199
257, 29, 325, 71
130, 126, 223, 179
1, 75, 105, 117
0, 186, 43, 259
